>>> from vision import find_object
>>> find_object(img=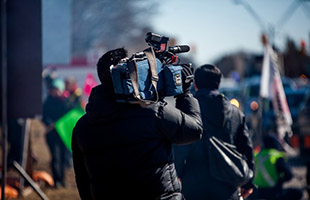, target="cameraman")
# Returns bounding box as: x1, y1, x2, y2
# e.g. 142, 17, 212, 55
71, 48, 203, 200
